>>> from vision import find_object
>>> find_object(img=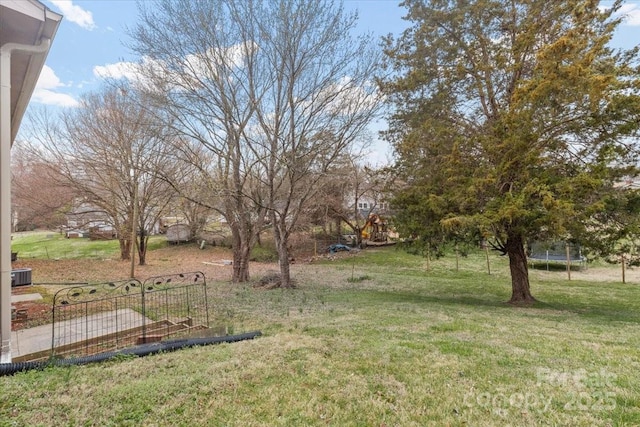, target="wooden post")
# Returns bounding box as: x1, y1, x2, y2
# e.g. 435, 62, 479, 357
565, 244, 571, 281
546, 250, 549, 271
485, 245, 491, 275
351, 260, 355, 281
426, 247, 430, 272
130, 177, 138, 279
622, 254, 626, 284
